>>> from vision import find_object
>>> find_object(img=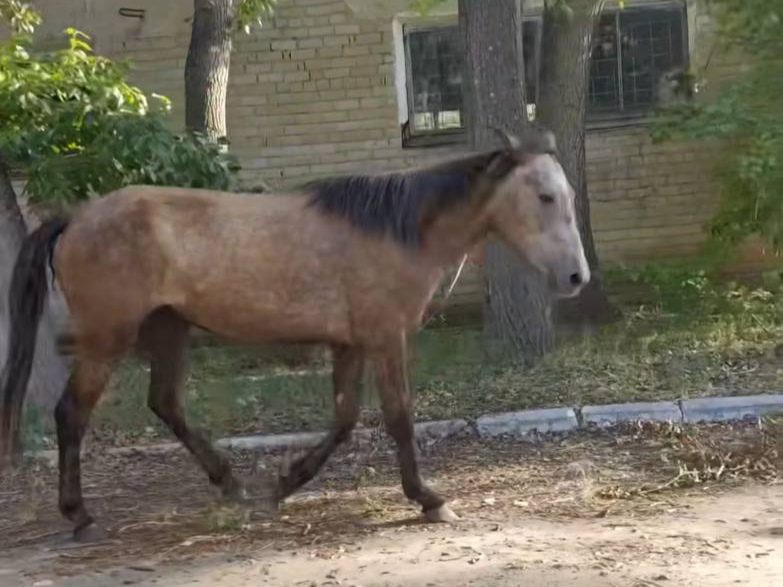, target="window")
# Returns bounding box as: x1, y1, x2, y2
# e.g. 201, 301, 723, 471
402, 20, 540, 145
398, 2, 688, 146
588, 2, 688, 119
404, 26, 465, 136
